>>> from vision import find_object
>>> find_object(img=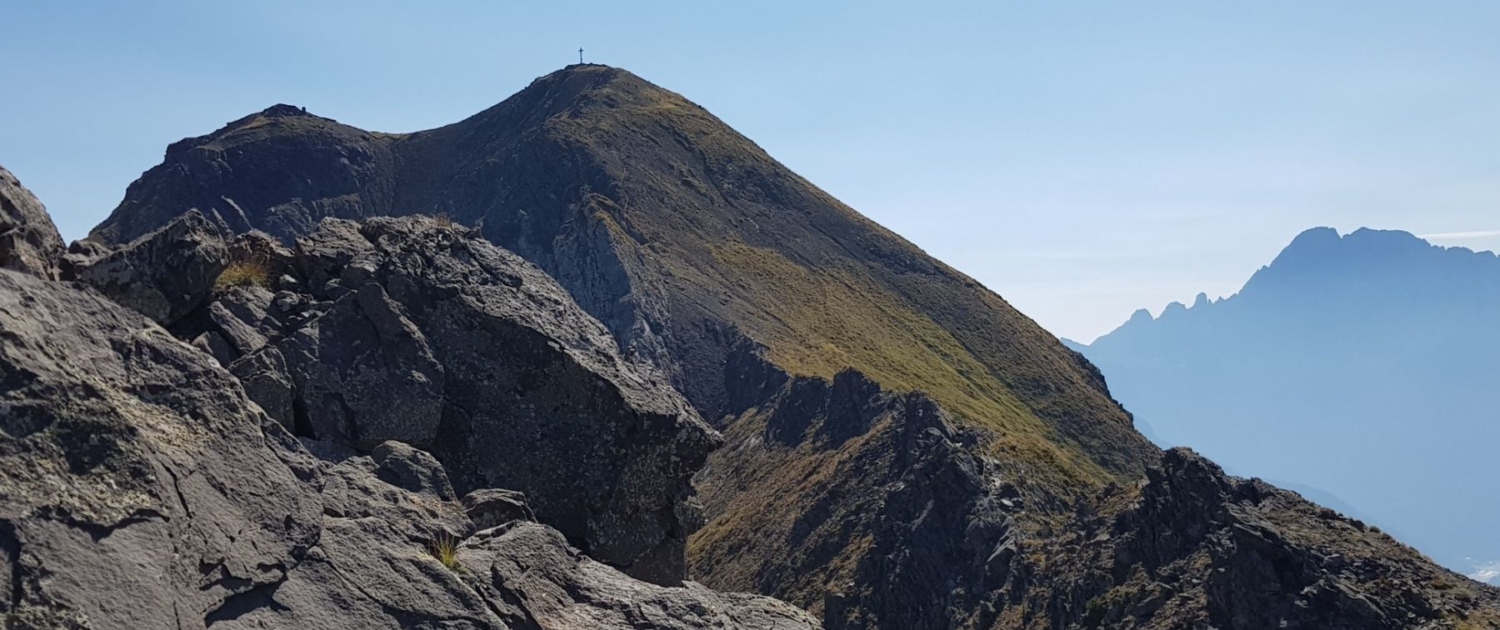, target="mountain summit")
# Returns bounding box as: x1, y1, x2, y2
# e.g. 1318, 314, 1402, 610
56, 69, 1500, 628
91, 64, 1156, 486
